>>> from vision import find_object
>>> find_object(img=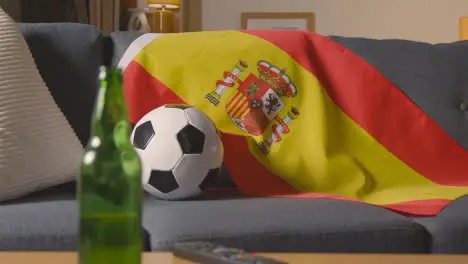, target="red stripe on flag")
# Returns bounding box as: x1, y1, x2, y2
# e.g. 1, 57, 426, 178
384, 199, 452, 215
124, 61, 183, 123
242, 30, 468, 187
124, 61, 297, 195
275, 192, 452, 216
